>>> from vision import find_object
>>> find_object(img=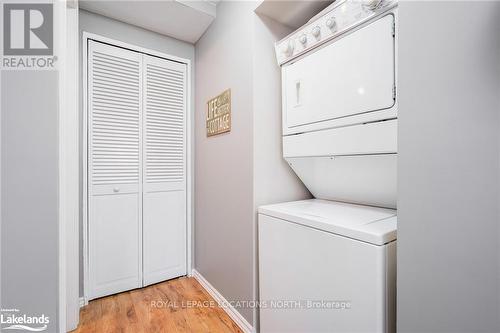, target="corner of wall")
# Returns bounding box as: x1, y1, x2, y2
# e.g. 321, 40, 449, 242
250, 11, 311, 332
